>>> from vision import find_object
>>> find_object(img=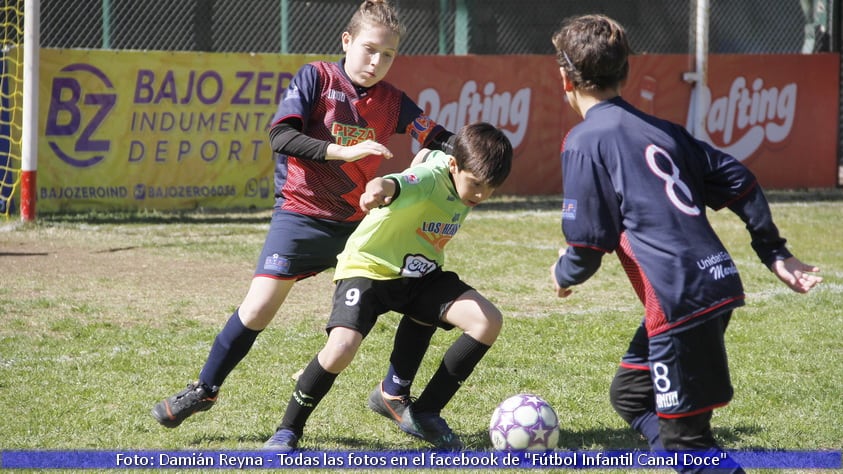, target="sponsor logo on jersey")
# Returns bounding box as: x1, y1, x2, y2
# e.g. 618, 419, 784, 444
326, 88, 346, 103
403, 173, 420, 185
331, 122, 376, 146
655, 390, 679, 409
696, 251, 739, 280
417, 221, 459, 251
401, 254, 438, 277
